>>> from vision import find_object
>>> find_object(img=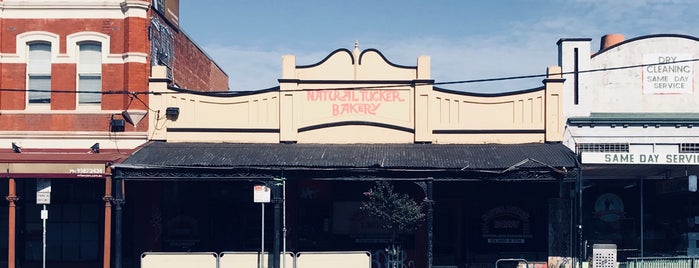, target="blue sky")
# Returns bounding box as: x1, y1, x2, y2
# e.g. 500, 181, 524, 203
179, 0, 699, 92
